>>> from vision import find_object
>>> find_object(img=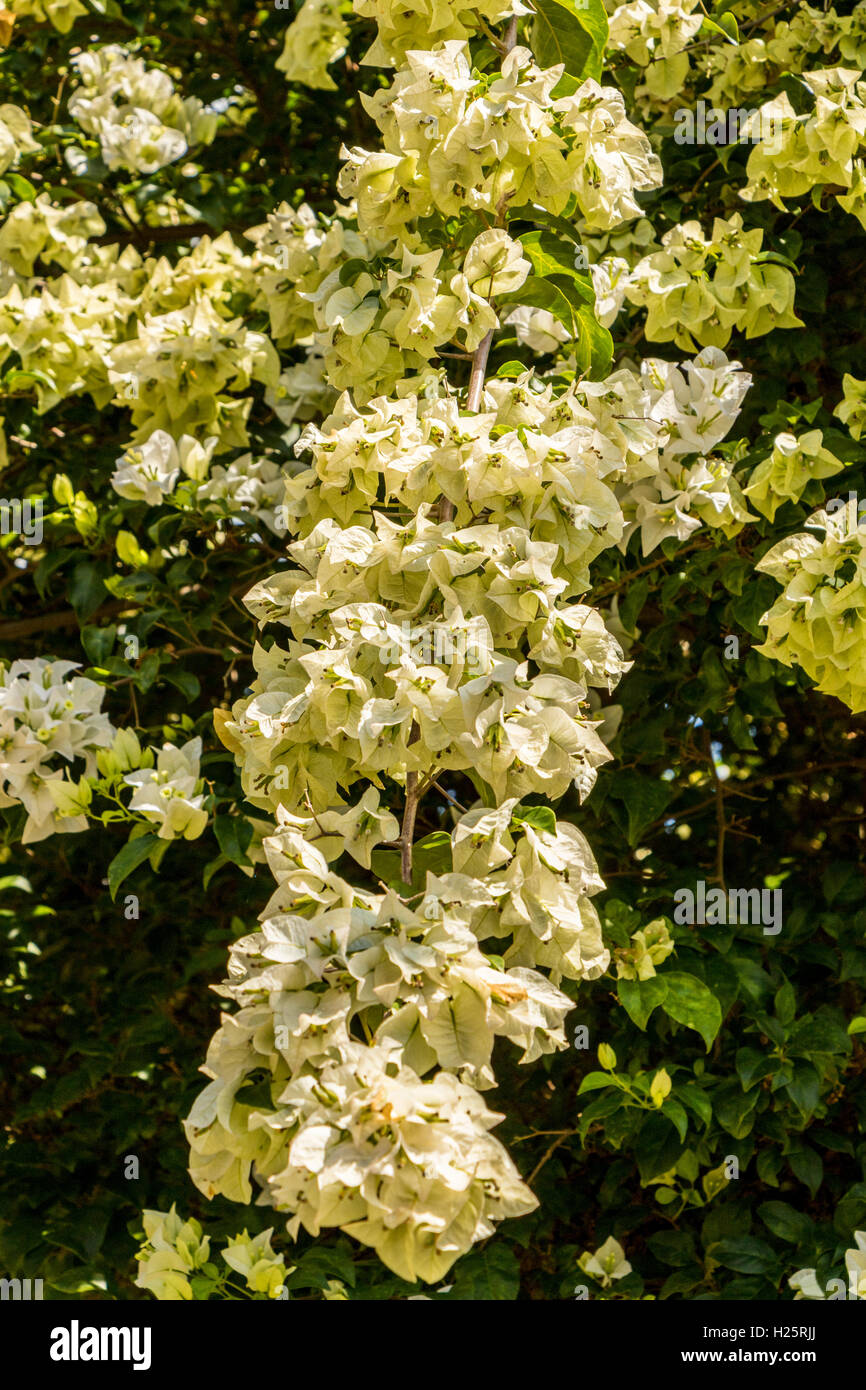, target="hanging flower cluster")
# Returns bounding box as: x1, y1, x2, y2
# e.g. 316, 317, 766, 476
180, 3, 672, 1283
